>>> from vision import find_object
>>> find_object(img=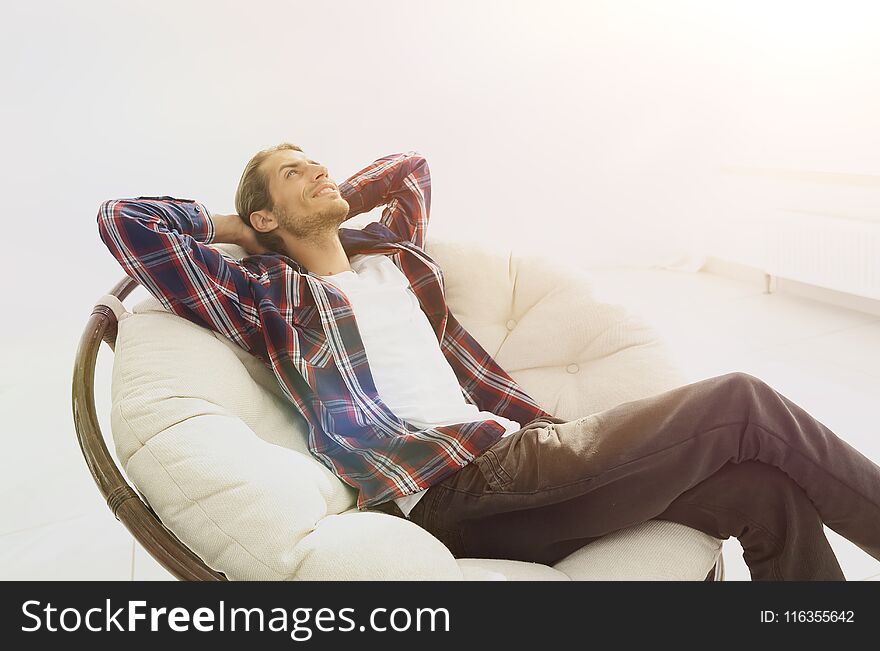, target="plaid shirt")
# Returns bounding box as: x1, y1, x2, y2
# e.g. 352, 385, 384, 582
98, 152, 555, 510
